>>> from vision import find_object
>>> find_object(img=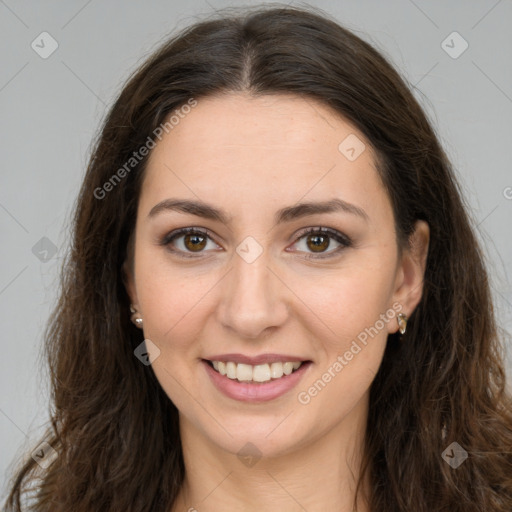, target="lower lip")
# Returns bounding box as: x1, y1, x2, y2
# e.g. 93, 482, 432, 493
202, 360, 312, 402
